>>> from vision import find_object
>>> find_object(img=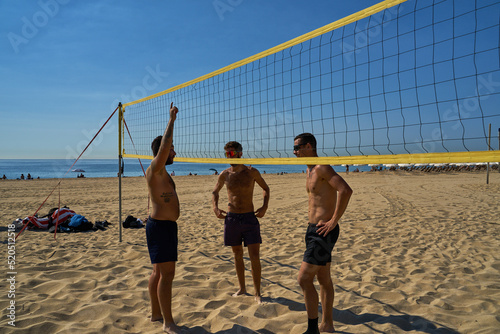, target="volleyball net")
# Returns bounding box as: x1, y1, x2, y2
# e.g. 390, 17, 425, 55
120, 0, 500, 165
